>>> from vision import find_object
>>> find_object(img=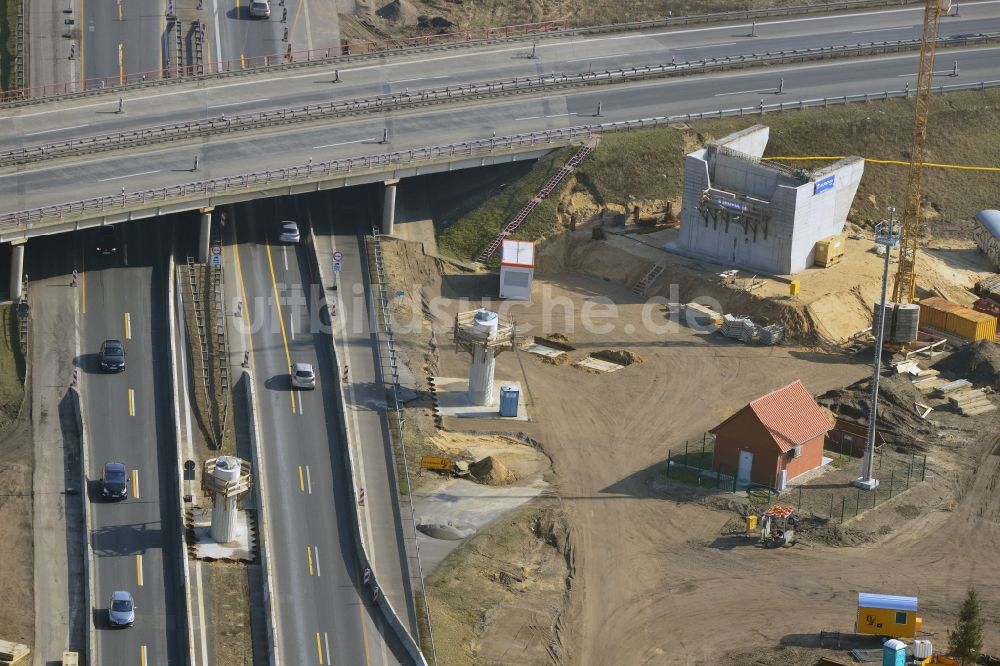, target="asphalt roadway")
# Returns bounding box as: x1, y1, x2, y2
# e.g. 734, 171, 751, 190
2, 45, 1000, 215
75, 0, 338, 86
27, 220, 186, 665
228, 196, 410, 666
10, 1, 1000, 143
